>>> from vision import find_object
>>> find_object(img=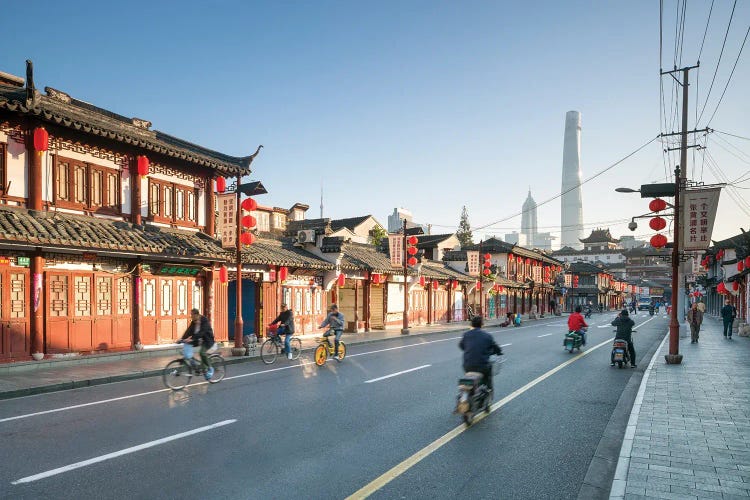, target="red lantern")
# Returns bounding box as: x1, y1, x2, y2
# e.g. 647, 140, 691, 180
476, 281, 481, 289
419, 276, 425, 287
407, 246, 418, 256
745, 256, 750, 268
484, 253, 491, 260
738, 261, 745, 272
407, 236, 418, 245
240, 232, 255, 245
650, 234, 668, 248
219, 265, 228, 284
649, 198, 667, 212
241, 198, 257, 211
717, 282, 726, 293
733, 281, 739, 291
483, 259, 491, 268
241, 215, 257, 229
216, 177, 226, 193
432, 280, 439, 290
136, 155, 149, 176
278, 266, 288, 282
407, 257, 417, 266
649, 217, 667, 231
337, 273, 345, 287
33, 127, 49, 152
717, 250, 725, 260
498, 286, 504, 293
452, 280, 458, 290
483, 268, 491, 276
517, 256, 522, 263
